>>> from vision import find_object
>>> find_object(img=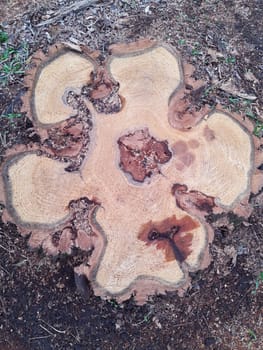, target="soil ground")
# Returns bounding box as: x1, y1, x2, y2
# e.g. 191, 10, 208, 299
0, 1, 262, 349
